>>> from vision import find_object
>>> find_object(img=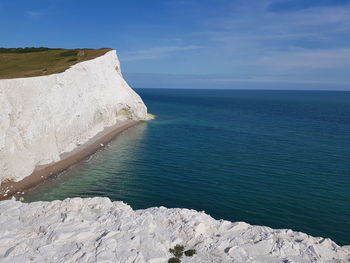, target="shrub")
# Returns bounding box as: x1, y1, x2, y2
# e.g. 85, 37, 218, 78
184, 249, 196, 257
169, 245, 184, 258
60, 50, 78, 57
168, 258, 181, 263
0, 47, 51, 53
